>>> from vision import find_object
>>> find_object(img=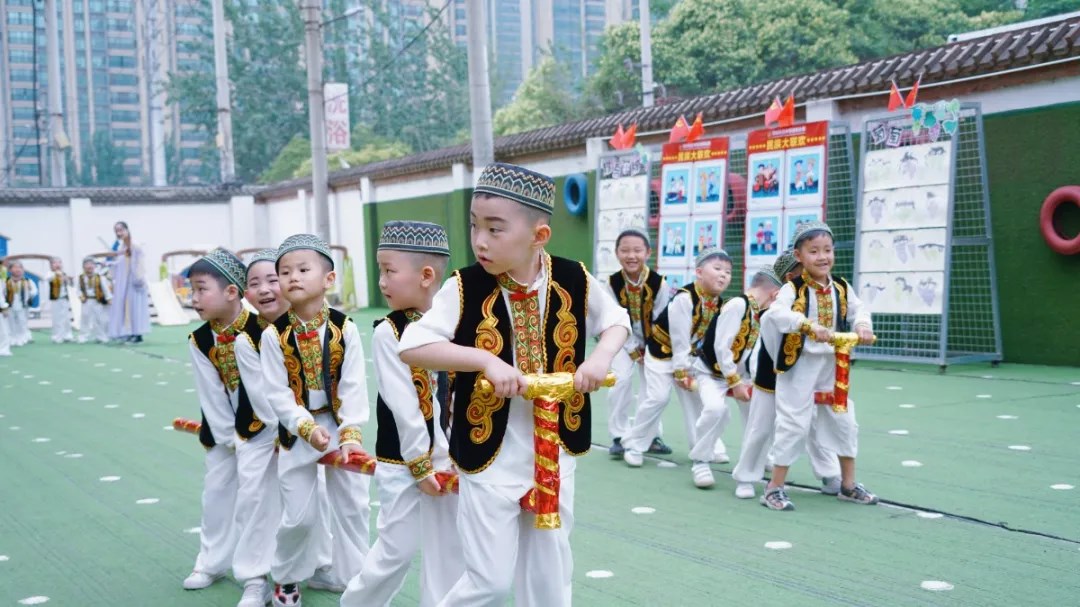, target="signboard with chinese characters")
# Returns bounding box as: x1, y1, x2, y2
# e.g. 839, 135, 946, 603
594, 148, 651, 278
744, 121, 829, 287
324, 82, 350, 152
657, 137, 729, 282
